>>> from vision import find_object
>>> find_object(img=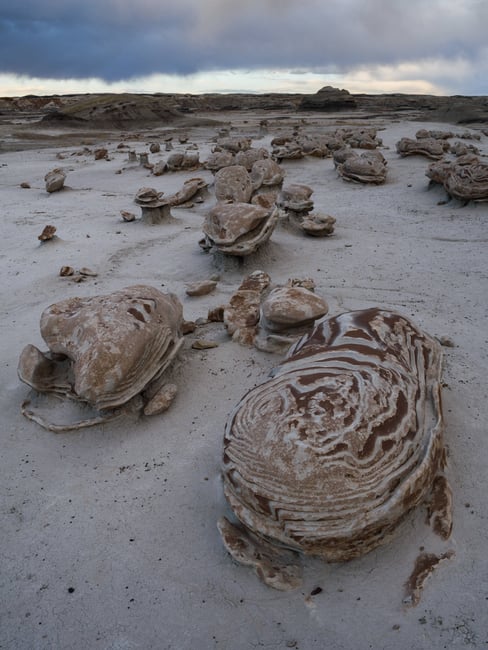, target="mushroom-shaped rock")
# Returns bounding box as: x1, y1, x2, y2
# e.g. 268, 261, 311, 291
18, 285, 184, 431
134, 187, 173, 224
214, 165, 253, 203
202, 202, 279, 256
220, 308, 451, 589
44, 168, 66, 193
337, 151, 387, 184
